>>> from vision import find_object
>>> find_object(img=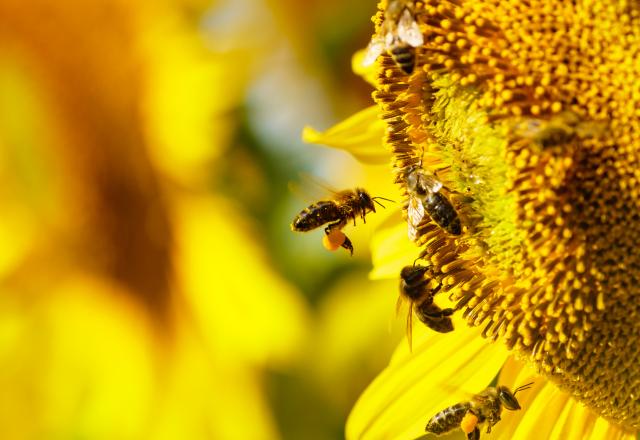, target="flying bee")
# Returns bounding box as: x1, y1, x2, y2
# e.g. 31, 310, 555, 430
362, 0, 424, 74
291, 188, 392, 255
322, 228, 350, 254
398, 265, 454, 348
406, 165, 462, 239
425, 382, 534, 440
